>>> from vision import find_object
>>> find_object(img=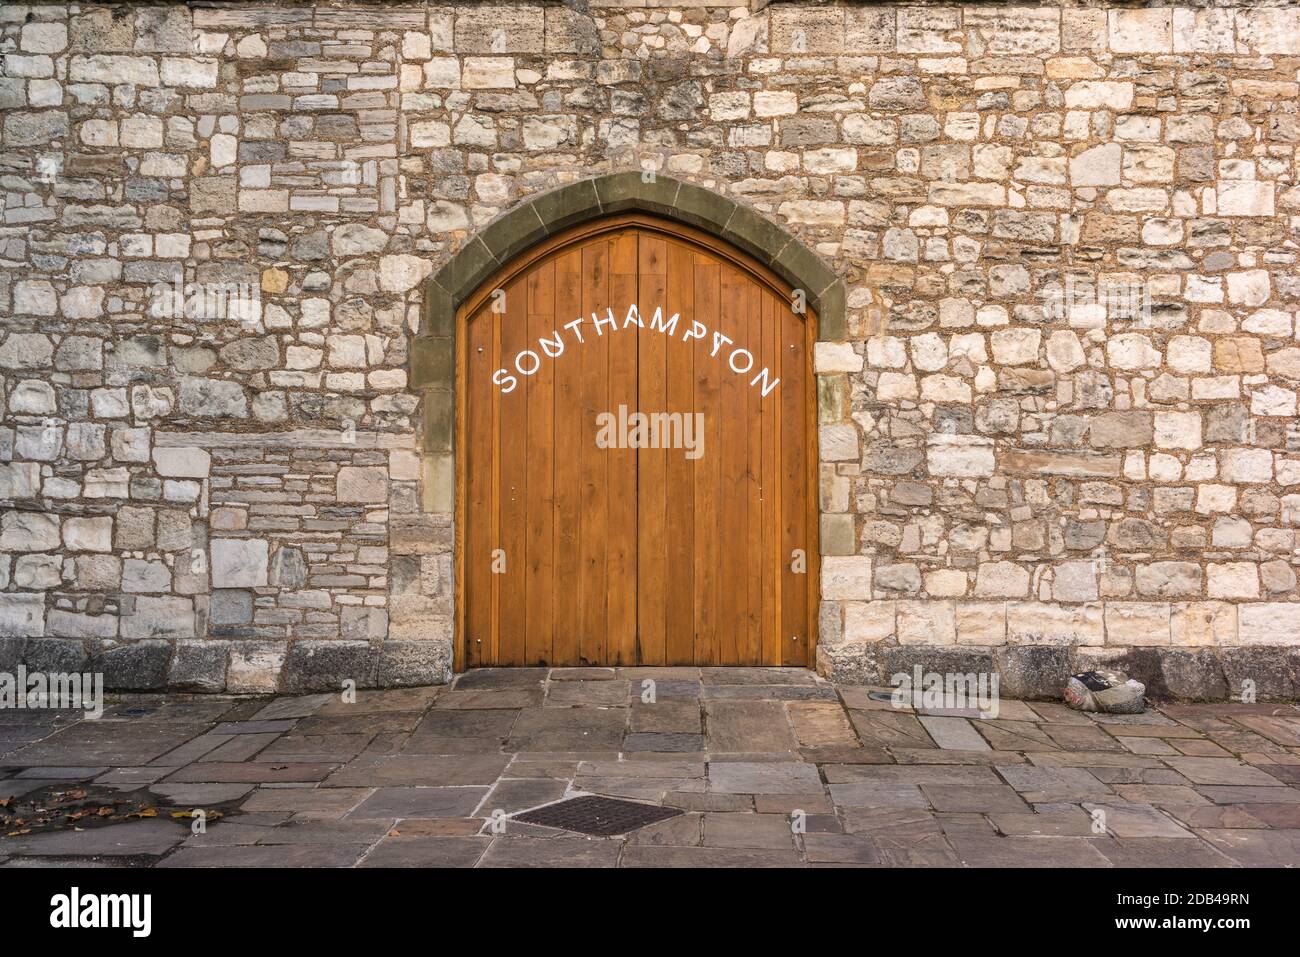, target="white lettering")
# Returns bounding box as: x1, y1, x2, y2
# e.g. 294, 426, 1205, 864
648, 307, 679, 337
750, 367, 780, 397
515, 350, 541, 376
682, 320, 707, 344
539, 329, 565, 359
488, 304, 782, 397
728, 348, 754, 375
492, 368, 518, 394
50, 887, 151, 938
